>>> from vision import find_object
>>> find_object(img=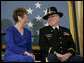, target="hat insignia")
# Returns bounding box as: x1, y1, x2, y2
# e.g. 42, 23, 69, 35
48, 11, 56, 14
